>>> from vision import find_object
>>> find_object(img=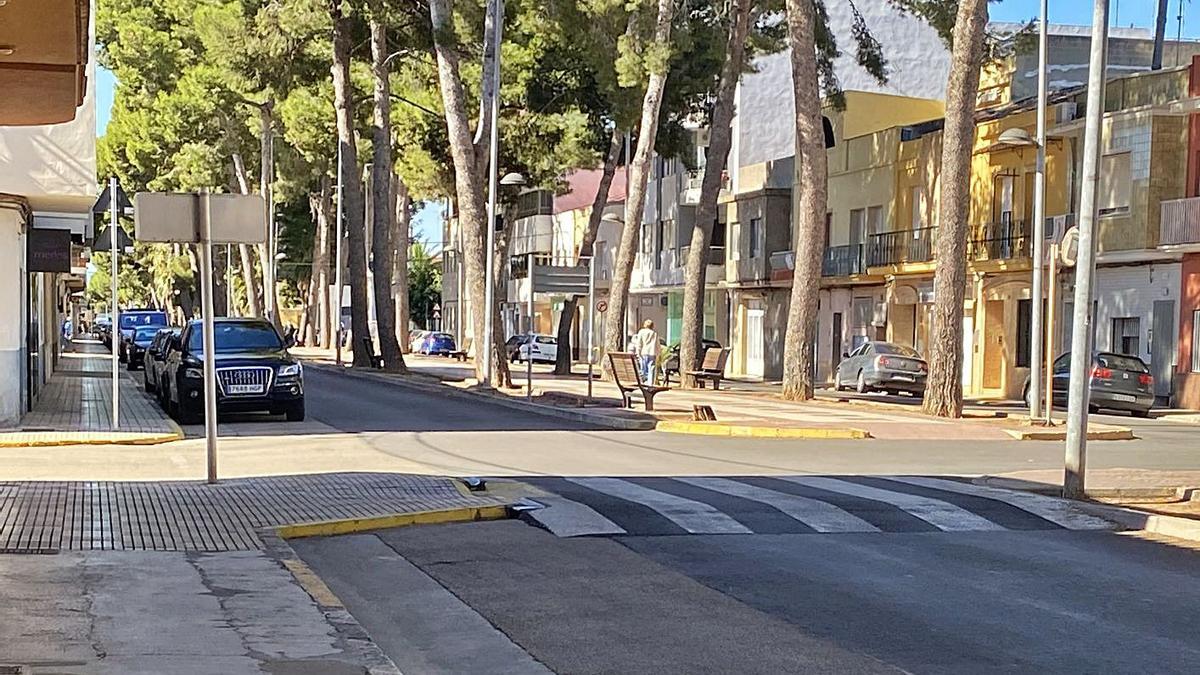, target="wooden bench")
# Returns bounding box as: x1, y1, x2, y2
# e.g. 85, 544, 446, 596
686, 347, 730, 390
448, 337, 472, 362
608, 351, 669, 411
359, 336, 383, 369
